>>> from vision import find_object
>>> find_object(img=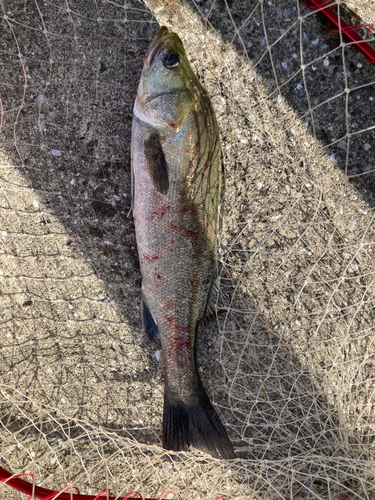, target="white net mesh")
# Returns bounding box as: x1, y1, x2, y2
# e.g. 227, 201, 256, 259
0, 0, 375, 498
